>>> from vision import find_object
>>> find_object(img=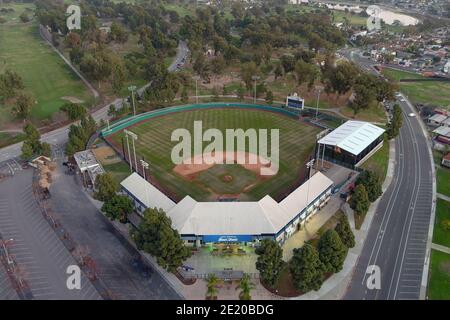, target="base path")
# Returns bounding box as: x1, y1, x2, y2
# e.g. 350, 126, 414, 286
173, 151, 277, 178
